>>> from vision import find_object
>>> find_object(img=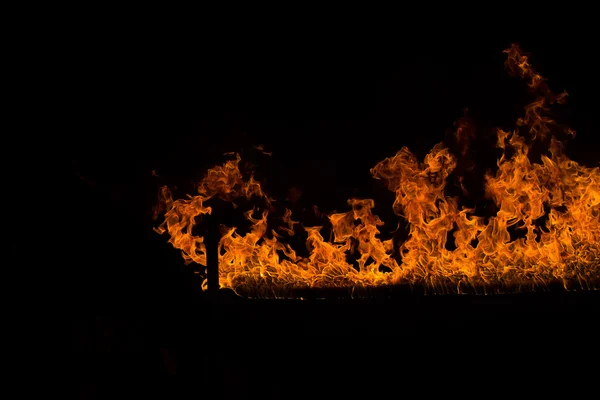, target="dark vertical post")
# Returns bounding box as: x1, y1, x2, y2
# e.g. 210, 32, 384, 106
205, 215, 220, 294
